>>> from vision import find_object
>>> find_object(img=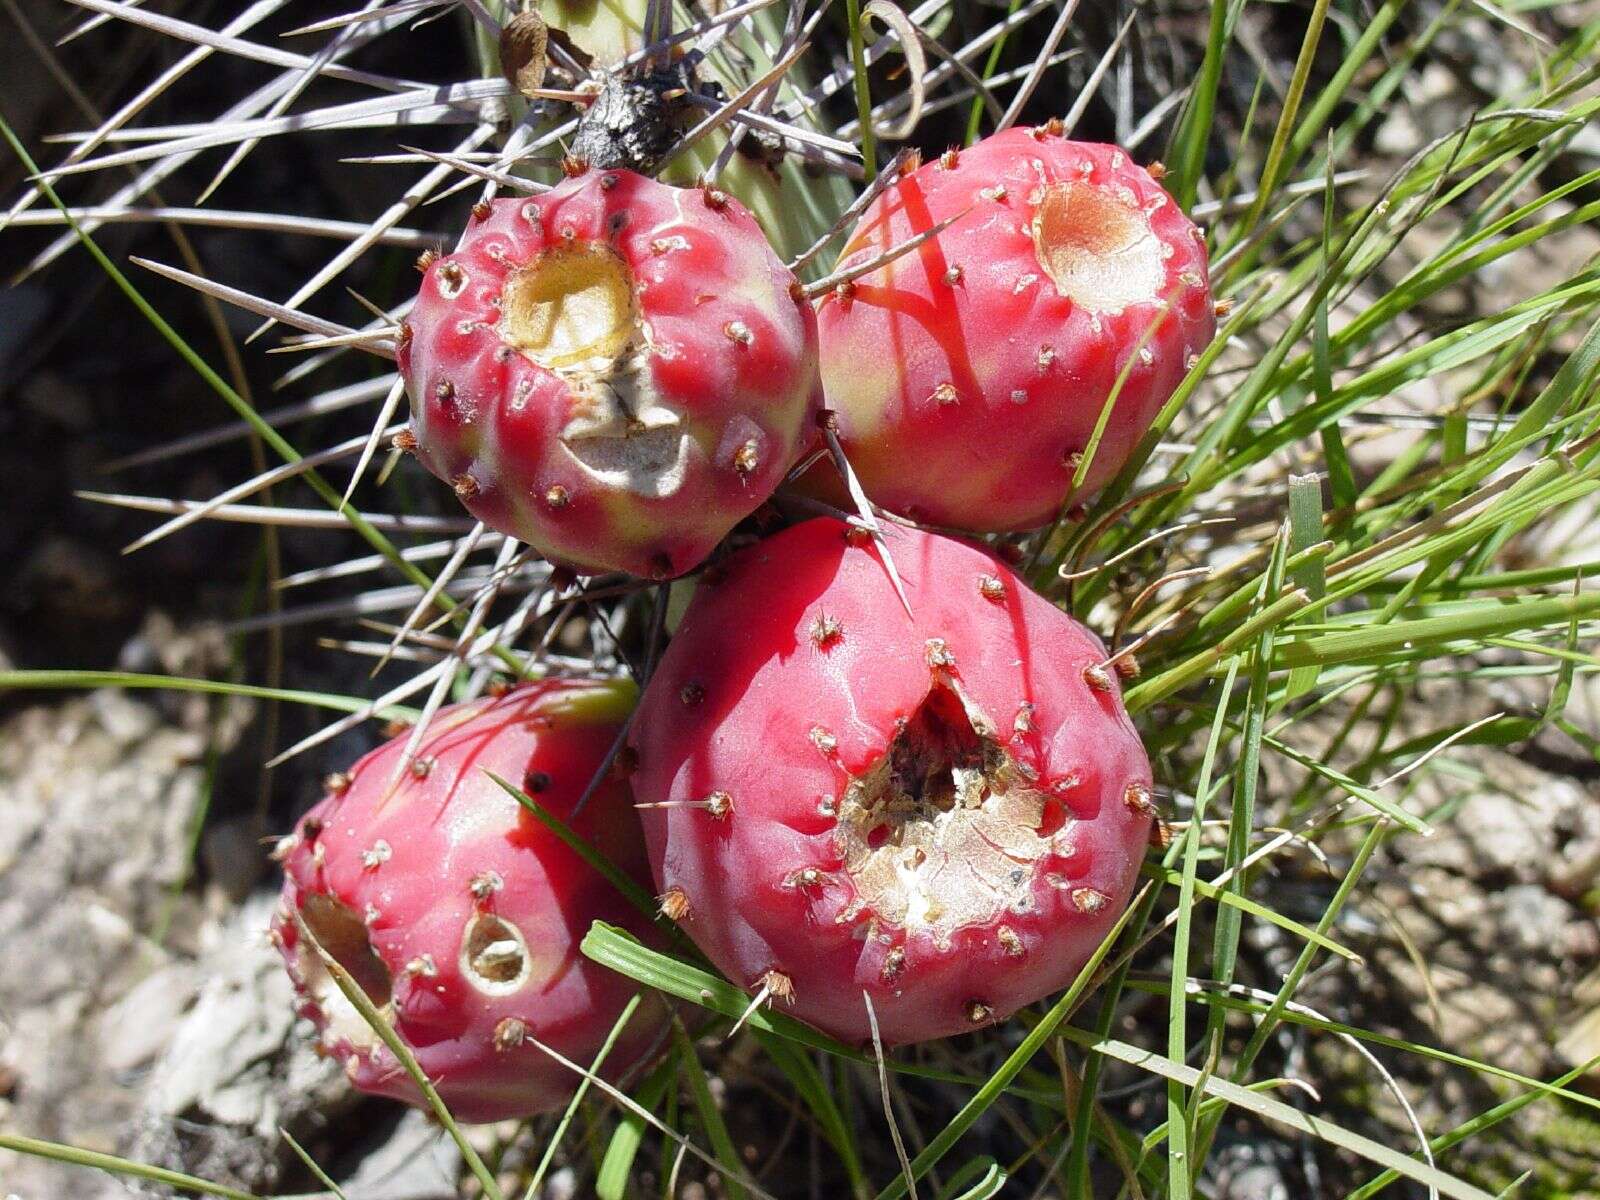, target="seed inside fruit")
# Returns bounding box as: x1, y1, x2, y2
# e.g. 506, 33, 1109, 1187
1032, 180, 1163, 314
297, 893, 394, 1051
835, 677, 1057, 946
499, 244, 638, 370
460, 912, 532, 995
